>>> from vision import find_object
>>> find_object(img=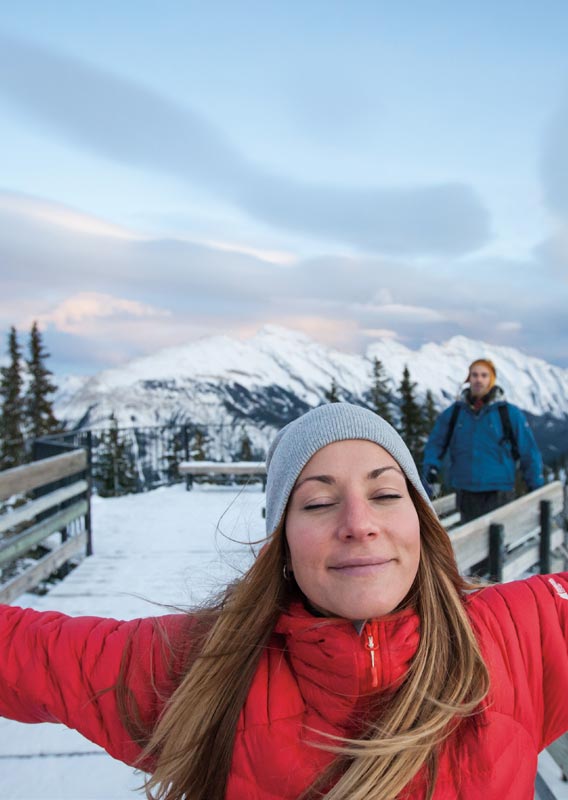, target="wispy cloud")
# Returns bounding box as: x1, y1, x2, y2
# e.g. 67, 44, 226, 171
0, 193, 565, 370
541, 94, 568, 217
0, 33, 491, 257
496, 321, 522, 333
350, 302, 447, 322
35, 292, 171, 334
0, 191, 145, 240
